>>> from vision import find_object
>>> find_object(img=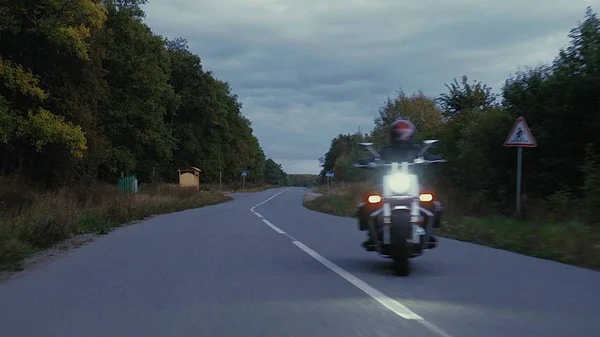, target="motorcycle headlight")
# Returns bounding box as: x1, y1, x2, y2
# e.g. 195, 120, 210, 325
388, 173, 411, 193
